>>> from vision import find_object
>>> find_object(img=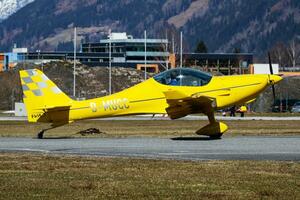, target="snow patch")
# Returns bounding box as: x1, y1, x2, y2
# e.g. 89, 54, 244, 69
0, 0, 35, 20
